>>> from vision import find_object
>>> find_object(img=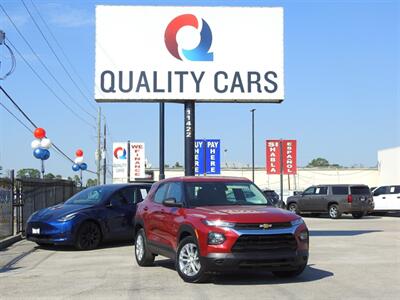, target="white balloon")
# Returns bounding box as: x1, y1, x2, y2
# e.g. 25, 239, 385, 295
74, 156, 84, 164
31, 139, 41, 149
40, 138, 52, 149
